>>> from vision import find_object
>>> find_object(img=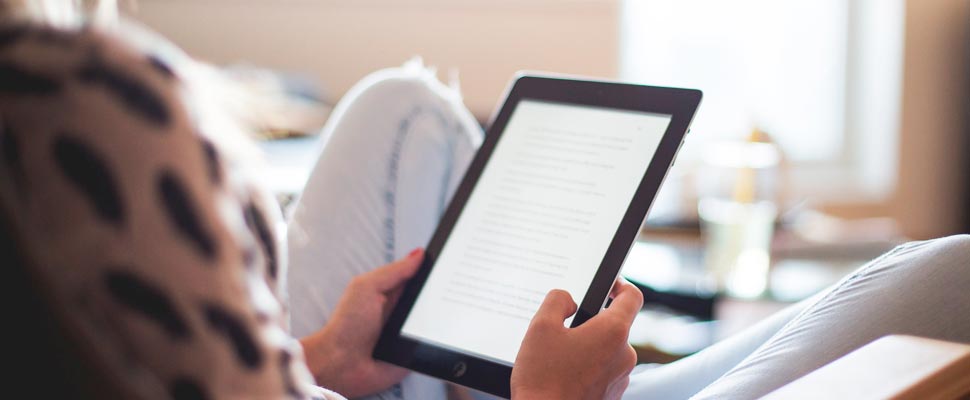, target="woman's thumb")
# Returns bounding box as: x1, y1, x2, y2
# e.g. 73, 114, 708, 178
368, 248, 424, 291
533, 289, 578, 326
